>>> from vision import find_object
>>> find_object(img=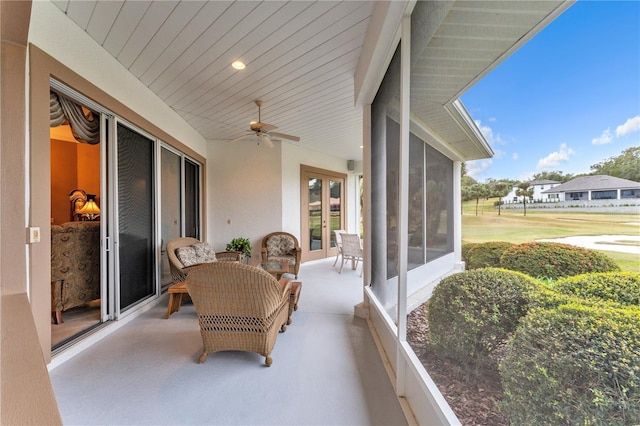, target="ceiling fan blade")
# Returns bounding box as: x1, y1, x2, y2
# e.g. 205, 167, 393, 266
261, 123, 277, 132
229, 133, 253, 143
269, 132, 300, 142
